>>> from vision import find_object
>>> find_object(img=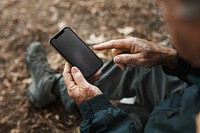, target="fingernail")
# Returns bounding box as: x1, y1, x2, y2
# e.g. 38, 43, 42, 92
72, 67, 79, 74
93, 45, 97, 48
